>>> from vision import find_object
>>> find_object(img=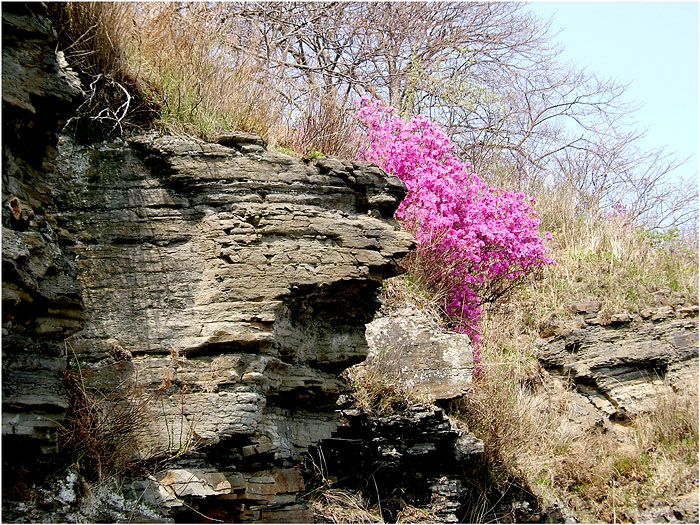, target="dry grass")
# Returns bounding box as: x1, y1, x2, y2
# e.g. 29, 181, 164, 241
528, 387, 699, 523
381, 271, 450, 326
395, 504, 440, 523
452, 304, 699, 523
48, 2, 358, 153
59, 346, 204, 483
48, 2, 153, 138
59, 363, 151, 481
278, 87, 360, 158
131, 4, 286, 139
50, 2, 285, 140
526, 184, 698, 325
309, 487, 384, 524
